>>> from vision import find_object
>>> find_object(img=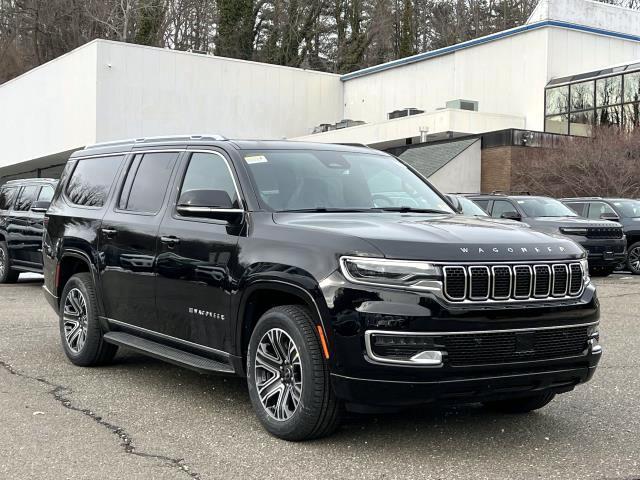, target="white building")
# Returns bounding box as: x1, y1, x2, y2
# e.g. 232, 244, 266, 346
1, 0, 640, 193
